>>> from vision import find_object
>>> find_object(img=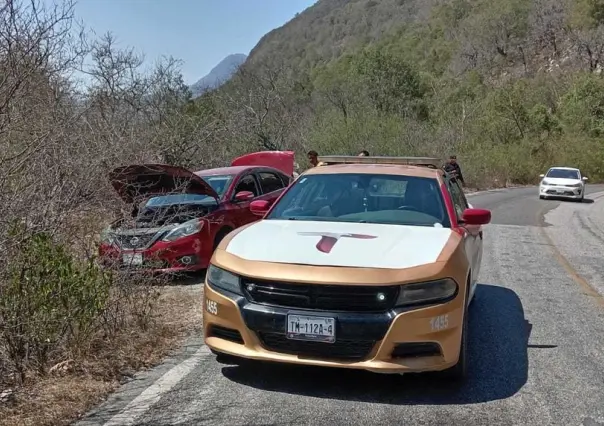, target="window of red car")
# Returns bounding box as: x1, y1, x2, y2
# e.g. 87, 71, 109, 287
204, 175, 234, 197
258, 171, 286, 194
234, 174, 260, 197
